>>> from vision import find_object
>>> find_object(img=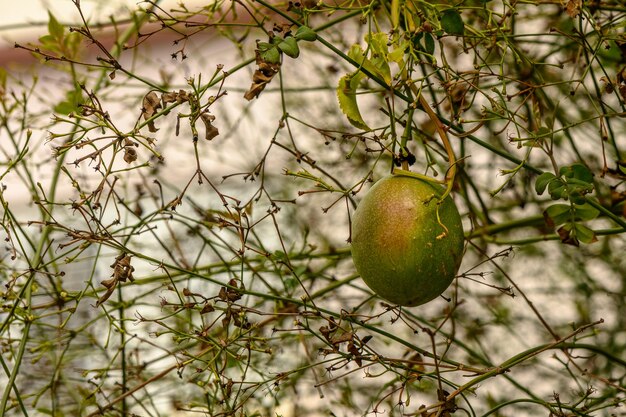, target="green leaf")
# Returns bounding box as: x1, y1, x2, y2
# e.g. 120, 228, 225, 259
348, 41, 391, 86
535, 172, 556, 195
388, 41, 408, 64
348, 44, 371, 71
38, 34, 56, 46
54, 101, 77, 115
365, 32, 392, 84
257, 41, 273, 52
571, 163, 593, 182
565, 178, 594, 190
573, 203, 600, 221
65, 31, 82, 57
547, 179, 566, 200
54, 85, 83, 115
560, 163, 593, 182
47, 11, 64, 40
424, 33, 435, 55
295, 26, 317, 42
272, 250, 288, 262
277, 36, 300, 59
568, 191, 586, 205
366, 32, 389, 58
337, 73, 370, 131
260, 46, 281, 64
441, 9, 465, 36
574, 223, 597, 244
544, 204, 571, 226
